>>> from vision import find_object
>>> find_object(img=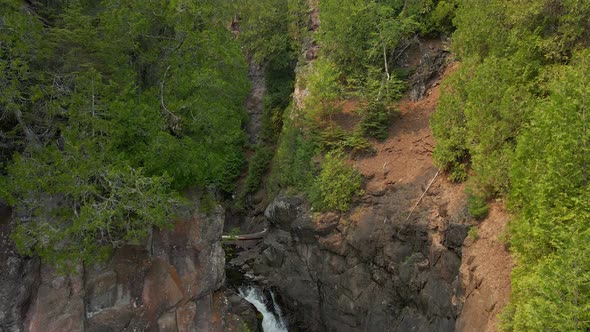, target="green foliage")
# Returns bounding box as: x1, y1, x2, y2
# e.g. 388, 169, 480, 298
242, 146, 275, 198
198, 191, 217, 215
3, 149, 180, 269
260, 59, 297, 144
340, 132, 374, 154
317, 126, 374, 154
309, 151, 362, 212
358, 67, 404, 140
318, 0, 420, 92
434, 1, 590, 329
231, 0, 302, 202
269, 0, 453, 214
222, 227, 242, 243
430, 66, 469, 182
359, 101, 396, 140
502, 231, 590, 332
0, 0, 250, 265
301, 58, 343, 123
234, 0, 306, 65
509, 52, 590, 268
318, 0, 455, 89
318, 0, 375, 78
0, 0, 46, 165
467, 226, 479, 240
451, 0, 509, 60
433, 55, 534, 194
428, 1, 458, 35
268, 113, 317, 194
467, 193, 488, 220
